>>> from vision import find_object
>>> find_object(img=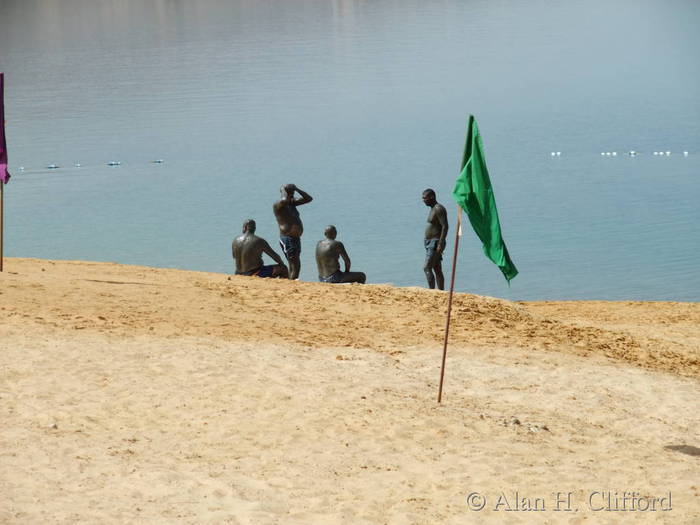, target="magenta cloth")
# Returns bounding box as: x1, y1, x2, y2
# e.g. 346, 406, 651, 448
0, 73, 10, 184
